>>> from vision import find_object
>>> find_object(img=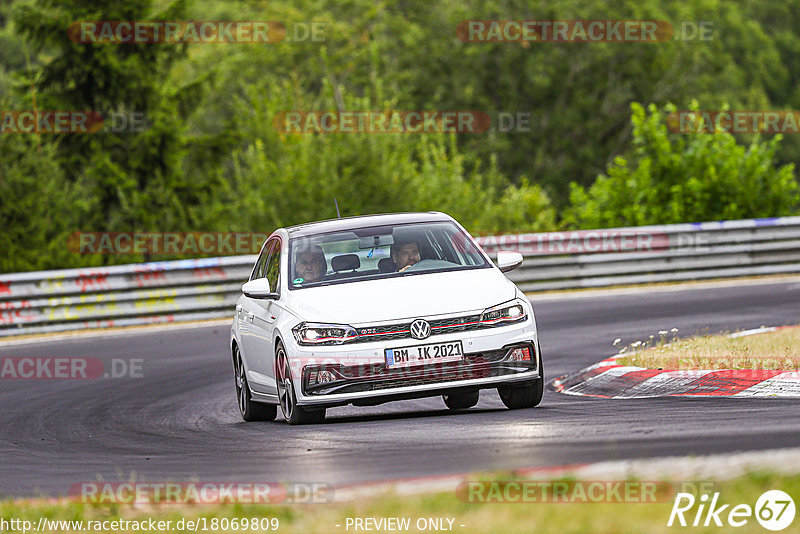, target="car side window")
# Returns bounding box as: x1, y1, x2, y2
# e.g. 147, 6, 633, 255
251, 241, 274, 281
265, 240, 281, 293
